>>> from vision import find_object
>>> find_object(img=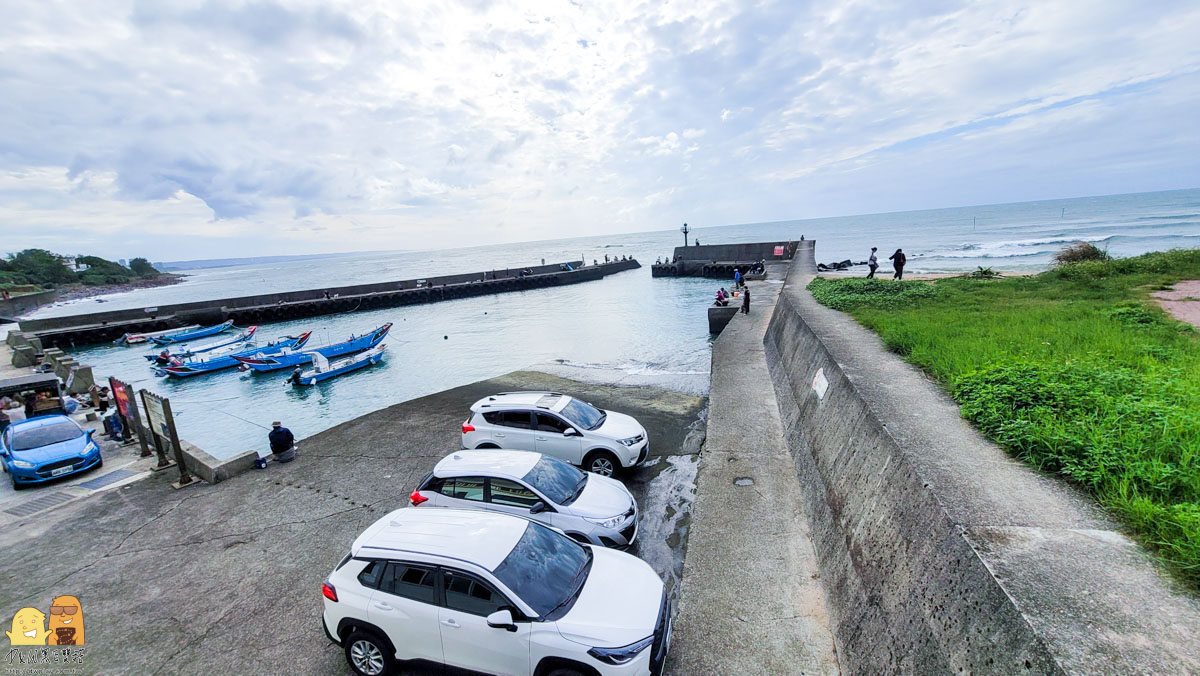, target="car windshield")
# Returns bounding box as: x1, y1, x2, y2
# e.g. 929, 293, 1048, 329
523, 456, 587, 505
492, 521, 592, 618
561, 399, 605, 431
12, 421, 83, 451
